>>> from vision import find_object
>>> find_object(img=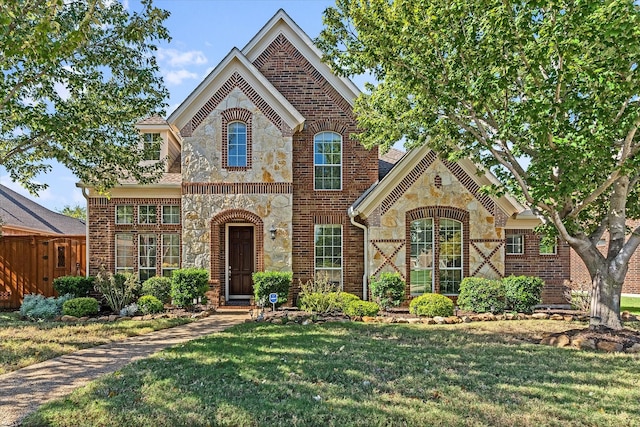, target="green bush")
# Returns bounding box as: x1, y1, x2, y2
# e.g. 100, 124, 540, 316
141, 276, 172, 304
457, 277, 507, 314
344, 300, 380, 317
94, 267, 140, 313
409, 293, 454, 317
252, 271, 293, 306
137, 295, 165, 314
53, 276, 95, 298
503, 275, 544, 313
62, 297, 99, 317
171, 268, 209, 308
333, 292, 361, 311
19, 294, 73, 320
369, 272, 406, 310
298, 275, 339, 313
